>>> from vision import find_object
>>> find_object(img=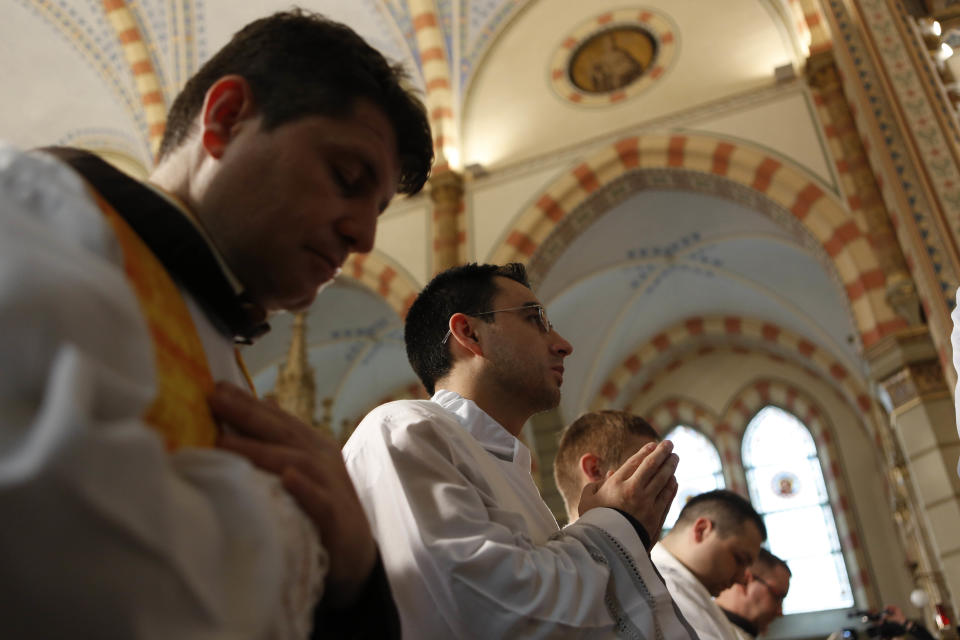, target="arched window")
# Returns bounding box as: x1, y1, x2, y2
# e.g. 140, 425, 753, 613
663, 425, 725, 531
742, 406, 854, 614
